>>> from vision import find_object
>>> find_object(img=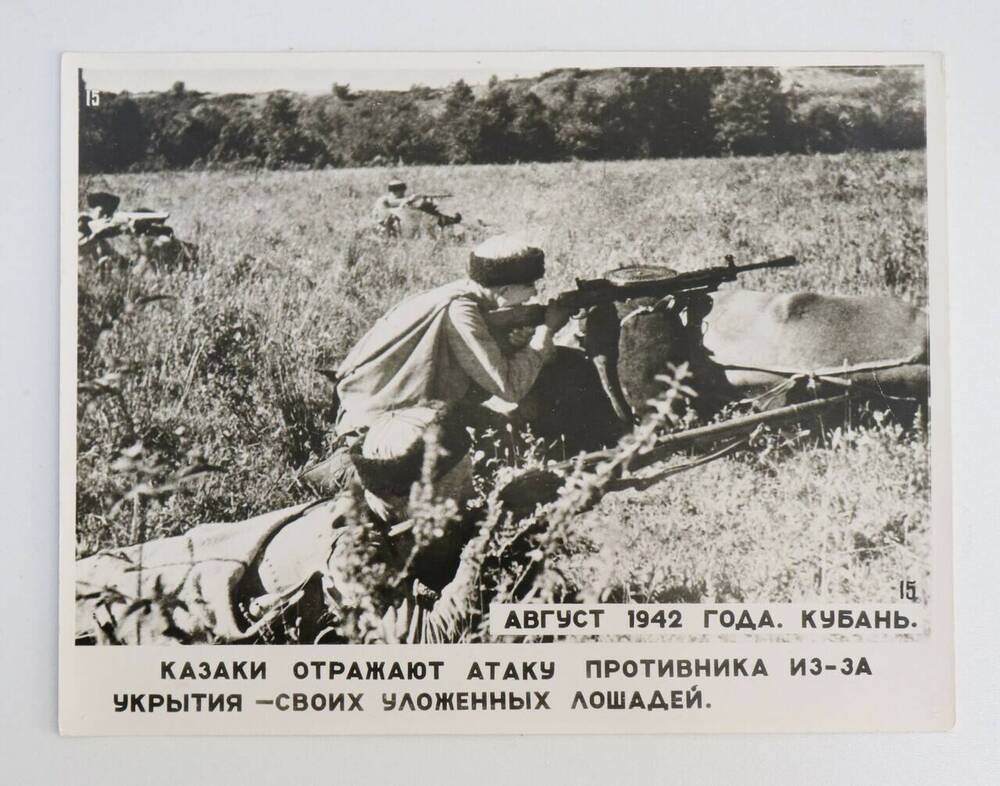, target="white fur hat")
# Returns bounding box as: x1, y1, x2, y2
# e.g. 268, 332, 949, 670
468, 234, 545, 287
